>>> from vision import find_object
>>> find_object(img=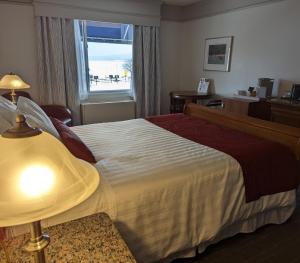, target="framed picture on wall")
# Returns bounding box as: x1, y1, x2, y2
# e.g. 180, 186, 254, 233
204, 36, 233, 72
